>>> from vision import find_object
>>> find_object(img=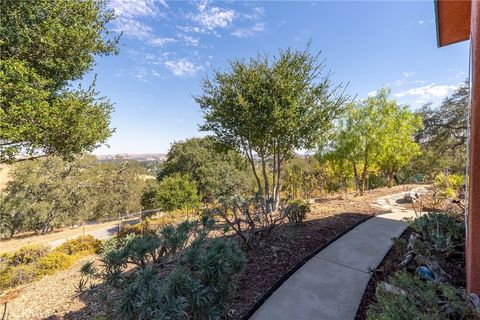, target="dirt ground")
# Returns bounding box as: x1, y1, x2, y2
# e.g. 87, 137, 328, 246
0, 221, 120, 254
0, 164, 12, 192
0, 185, 423, 320
0, 218, 144, 254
